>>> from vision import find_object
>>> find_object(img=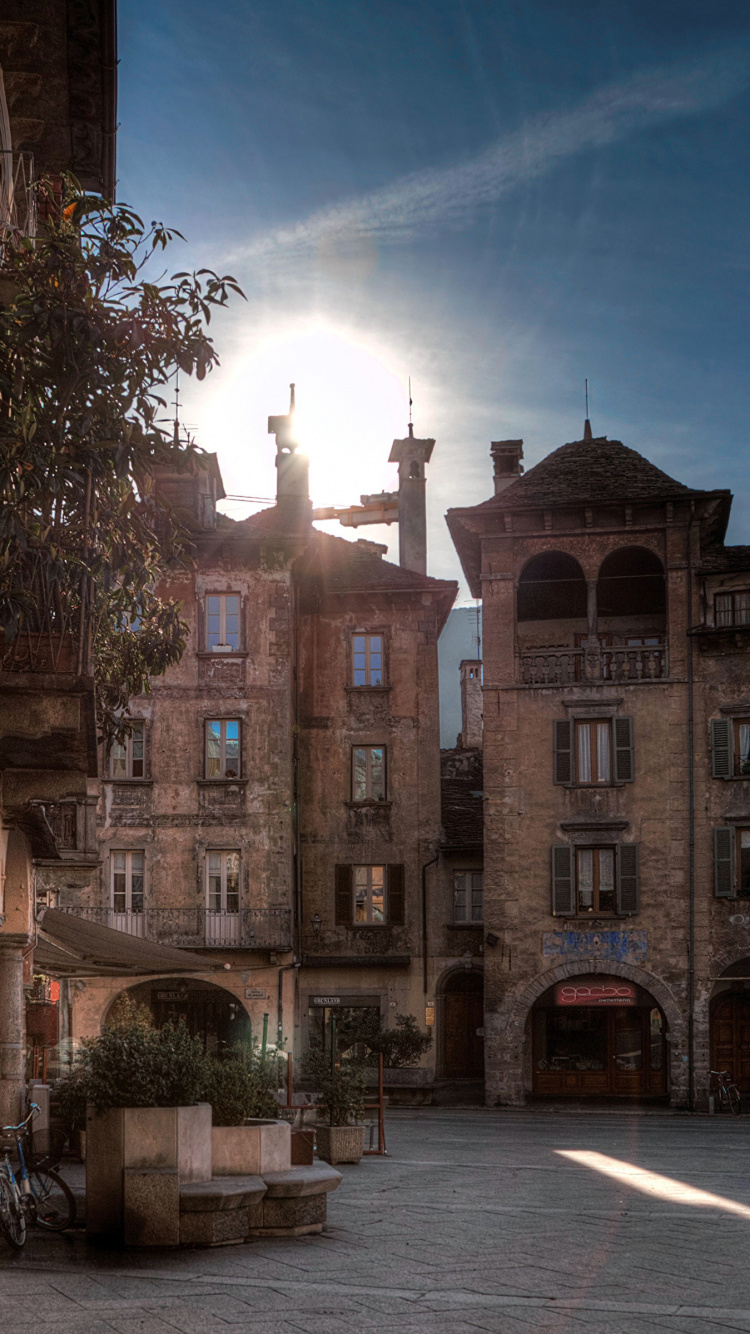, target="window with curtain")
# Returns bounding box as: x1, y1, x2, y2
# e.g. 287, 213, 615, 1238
735, 721, 750, 777
110, 722, 145, 778
576, 848, 616, 914
575, 721, 611, 784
